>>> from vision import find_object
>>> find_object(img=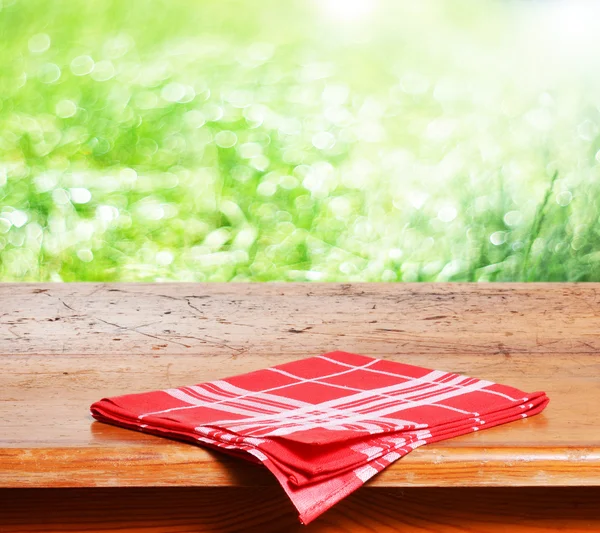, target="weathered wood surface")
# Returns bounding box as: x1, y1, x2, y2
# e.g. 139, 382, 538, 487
2, 487, 600, 532
1, 283, 600, 488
